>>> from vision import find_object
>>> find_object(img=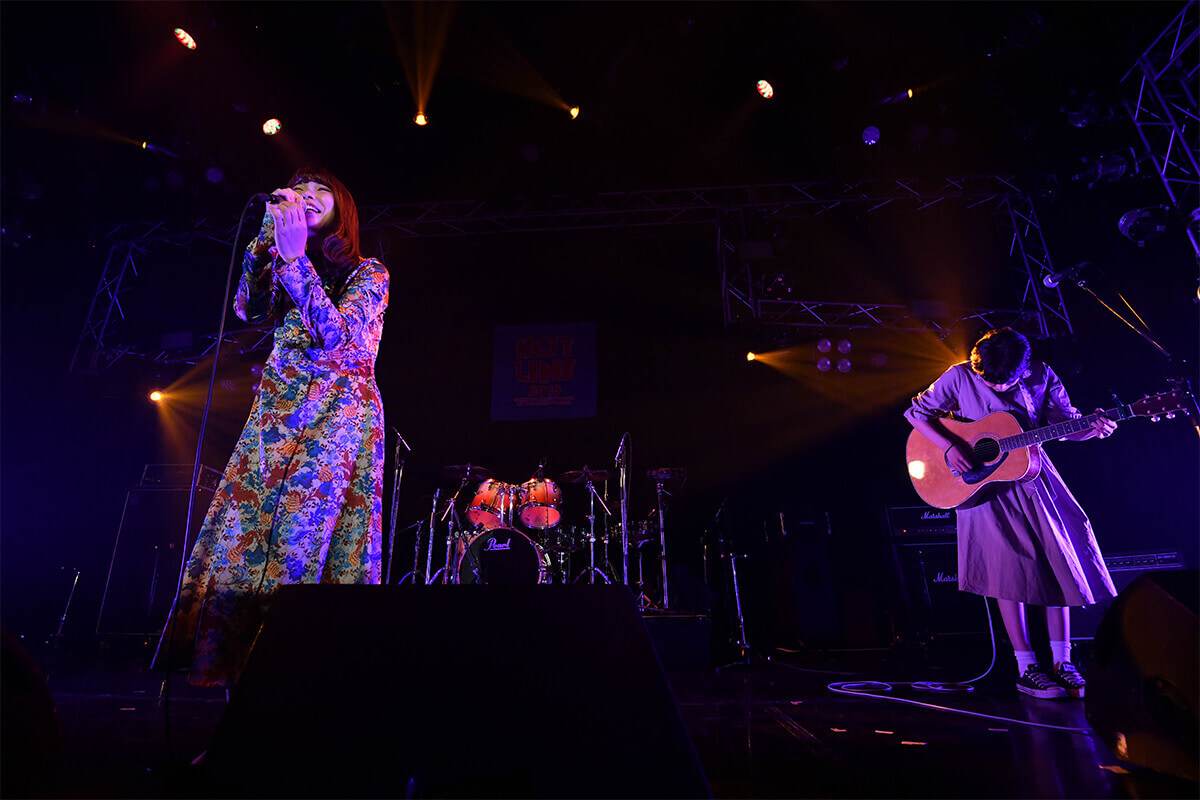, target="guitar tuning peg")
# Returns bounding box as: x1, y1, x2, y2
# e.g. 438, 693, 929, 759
1166, 412, 1177, 420
1151, 415, 1162, 422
